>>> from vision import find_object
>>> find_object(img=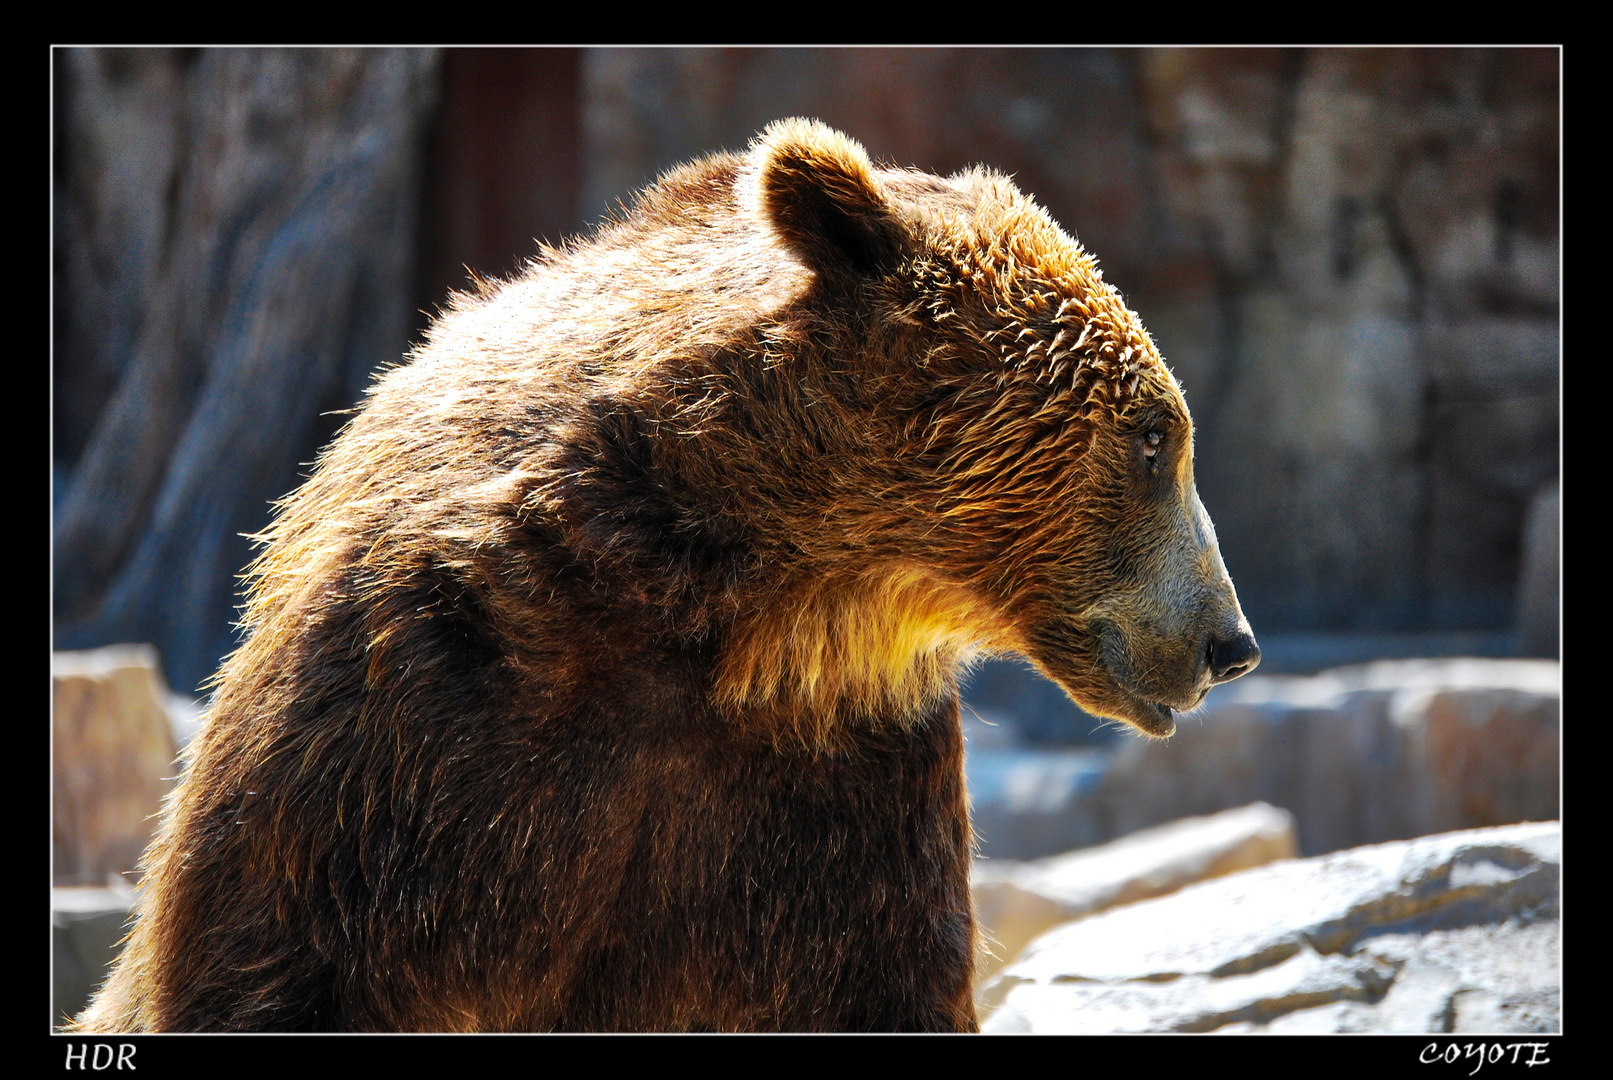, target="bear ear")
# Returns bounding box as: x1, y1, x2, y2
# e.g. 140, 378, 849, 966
748, 118, 906, 278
